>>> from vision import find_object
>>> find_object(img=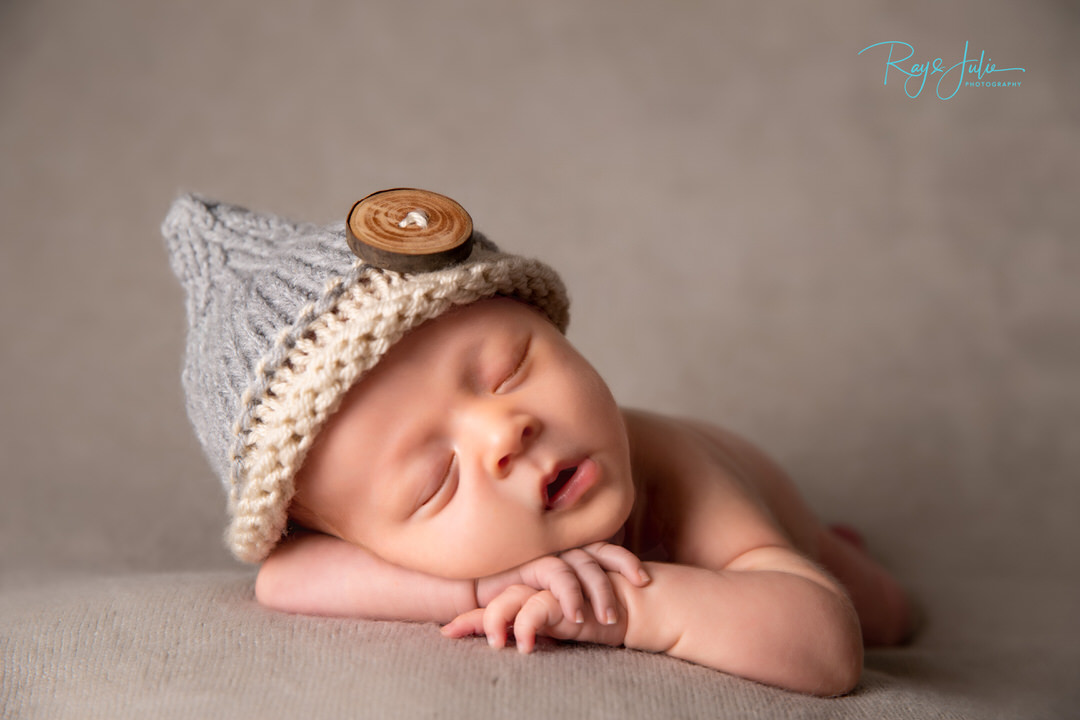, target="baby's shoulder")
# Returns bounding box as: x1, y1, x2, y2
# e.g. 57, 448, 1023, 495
619, 408, 794, 567
620, 408, 757, 486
